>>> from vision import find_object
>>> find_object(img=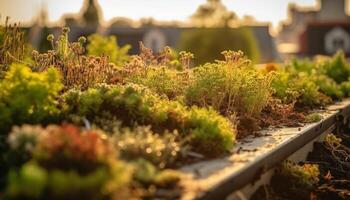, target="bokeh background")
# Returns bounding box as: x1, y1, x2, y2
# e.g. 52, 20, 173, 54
1, 0, 349, 64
